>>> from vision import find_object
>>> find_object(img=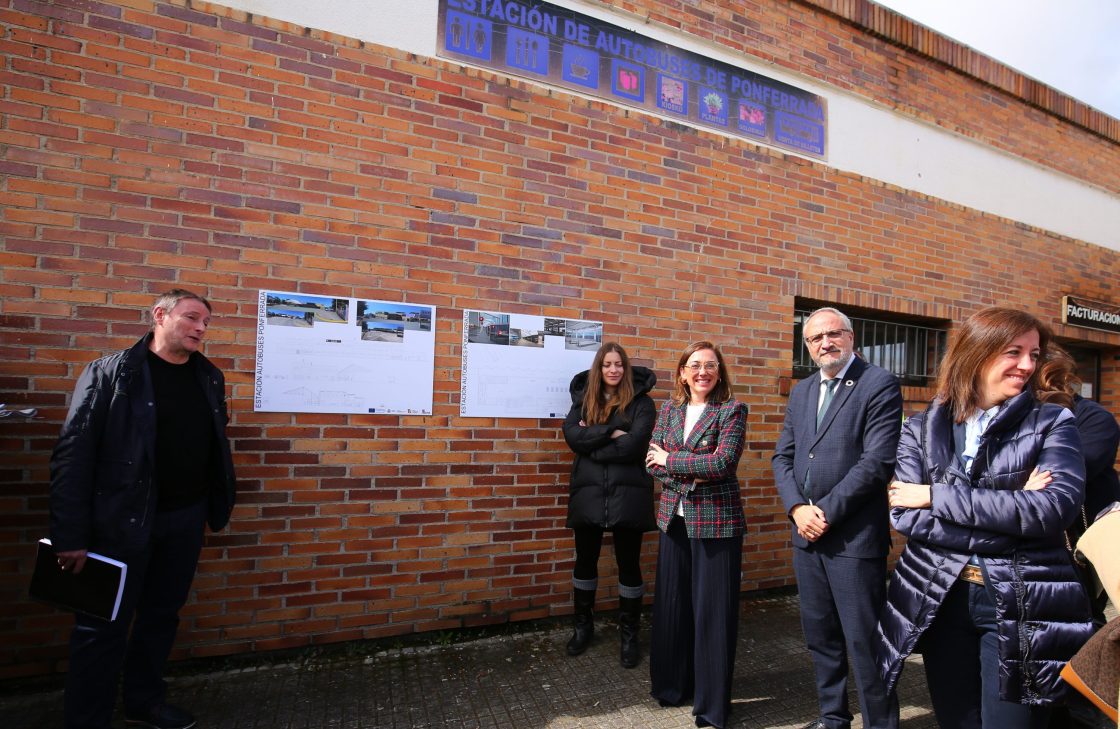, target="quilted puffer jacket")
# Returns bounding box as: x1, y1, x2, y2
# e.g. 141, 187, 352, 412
562, 366, 657, 531
876, 390, 1094, 705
